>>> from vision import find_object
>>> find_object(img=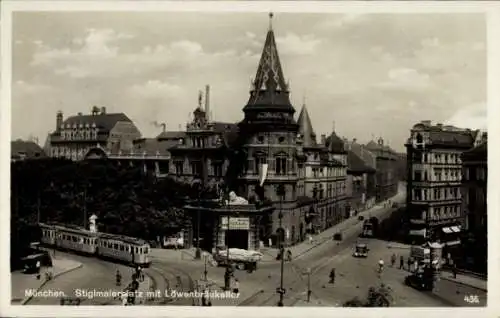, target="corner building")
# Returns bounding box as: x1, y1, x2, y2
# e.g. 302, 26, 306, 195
177, 15, 348, 250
